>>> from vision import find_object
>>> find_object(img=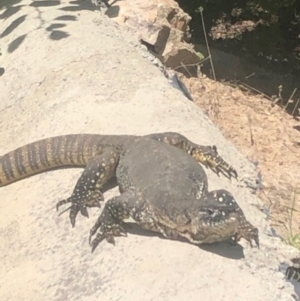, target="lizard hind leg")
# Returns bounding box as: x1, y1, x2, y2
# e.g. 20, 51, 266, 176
56, 146, 120, 227
89, 191, 139, 252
